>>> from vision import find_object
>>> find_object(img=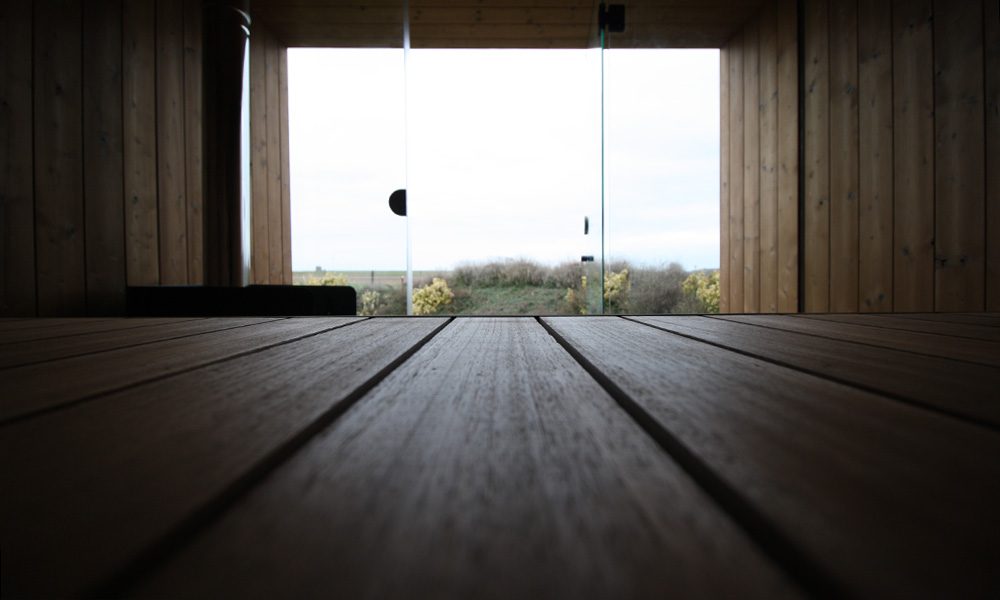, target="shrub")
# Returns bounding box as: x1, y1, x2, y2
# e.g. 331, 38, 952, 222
359, 289, 381, 316
603, 268, 630, 313
306, 273, 349, 286
626, 262, 688, 314
681, 270, 721, 313
413, 277, 455, 315
453, 259, 548, 288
